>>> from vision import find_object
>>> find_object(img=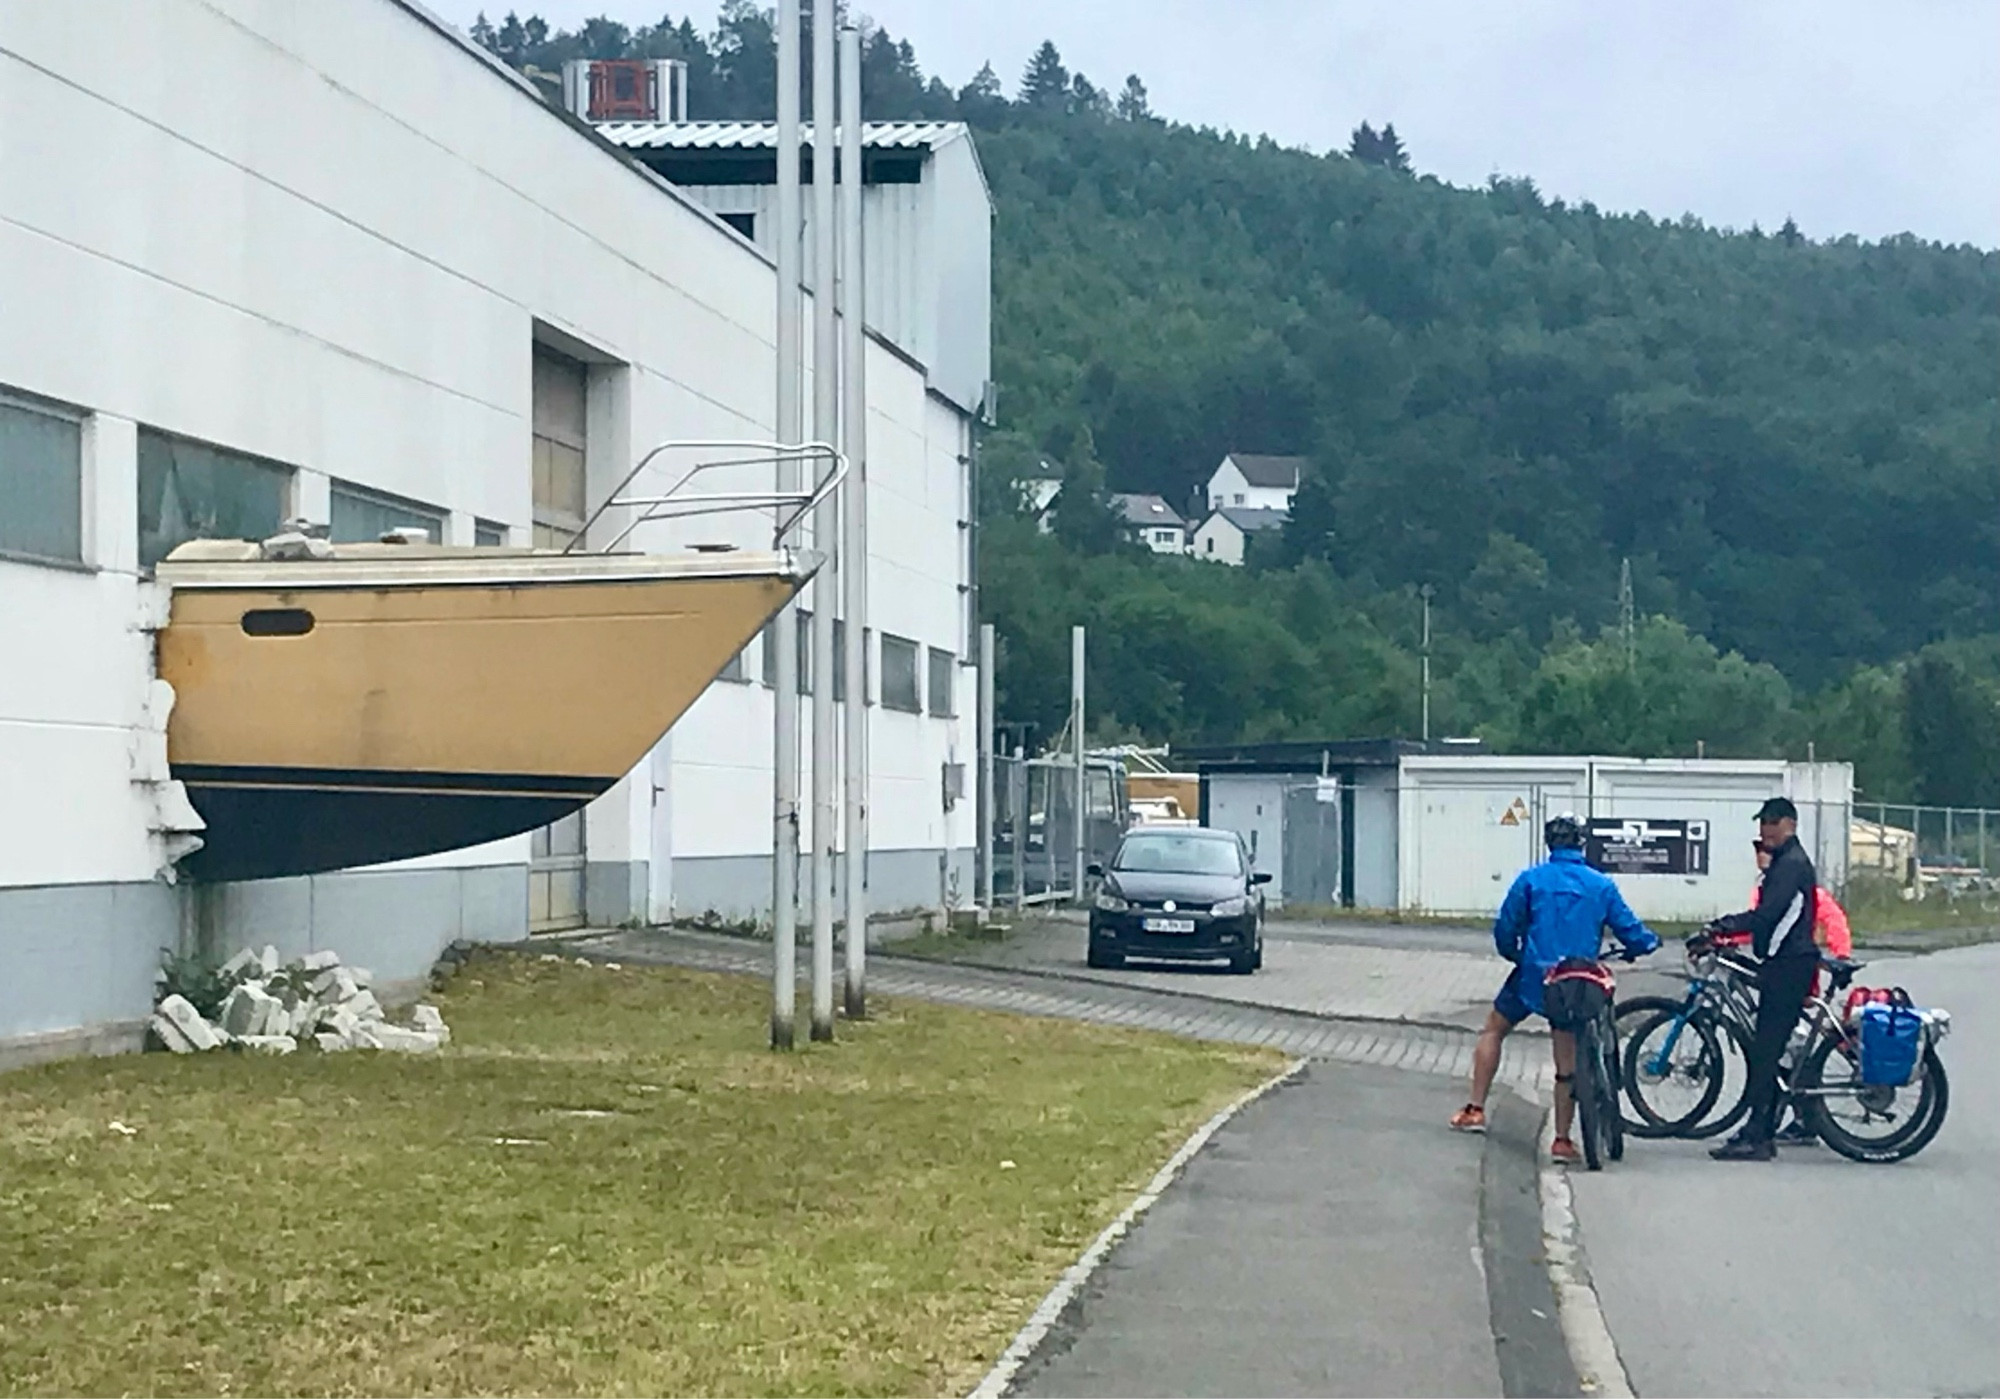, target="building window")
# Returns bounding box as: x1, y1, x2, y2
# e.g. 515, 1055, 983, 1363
330, 481, 447, 543
1233, 493, 1245, 505
1204, 537, 1215, 554
718, 644, 748, 683
927, 646, 956, 718
532, 346, 589, 549
882, 634, 922, 713
475, 519, 508, 547
833, 618, 847, 702
137, 428, 290, 569
758, 612, 813, 692
0, 388, 84, 565
719, 211, 756, 240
